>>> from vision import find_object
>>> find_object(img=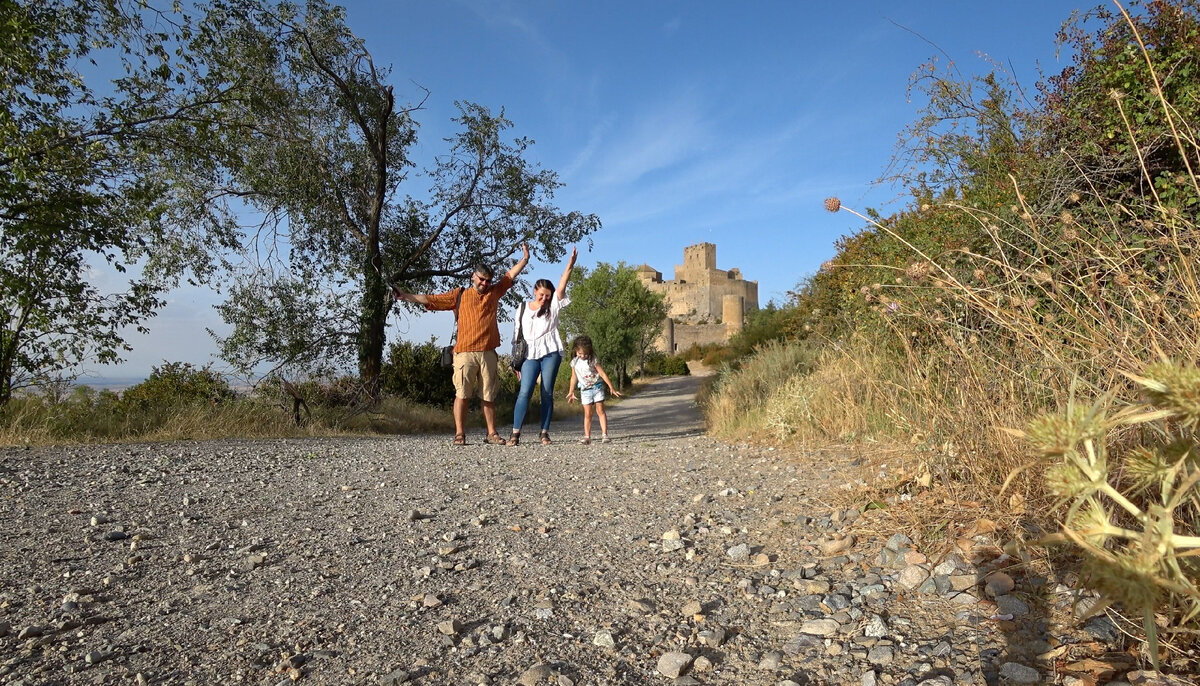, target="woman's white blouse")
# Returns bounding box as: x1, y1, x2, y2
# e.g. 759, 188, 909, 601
513, 293, 570, 360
